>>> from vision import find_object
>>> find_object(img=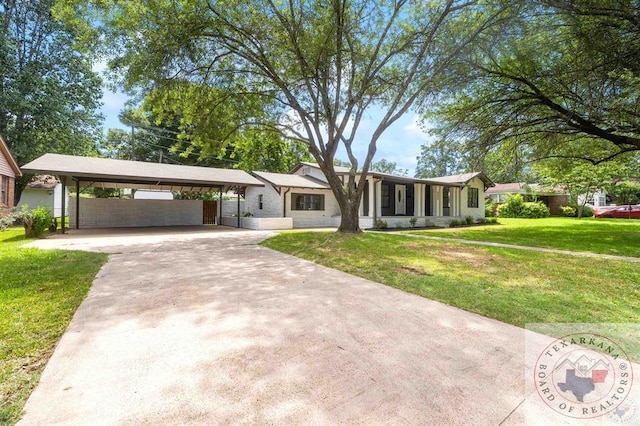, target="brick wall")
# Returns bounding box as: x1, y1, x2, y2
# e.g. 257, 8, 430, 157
547, 195, 568, 216
69, 197, 203, 228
